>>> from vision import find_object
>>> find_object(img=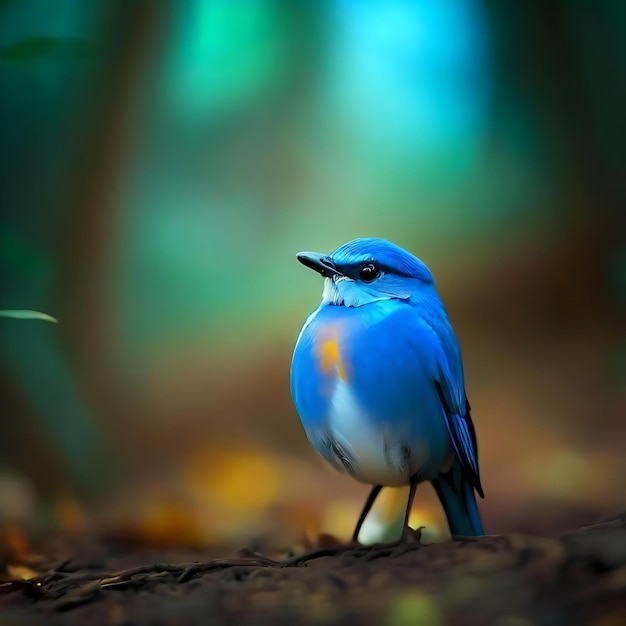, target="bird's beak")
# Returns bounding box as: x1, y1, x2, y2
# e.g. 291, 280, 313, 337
296, 251, 343, 278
